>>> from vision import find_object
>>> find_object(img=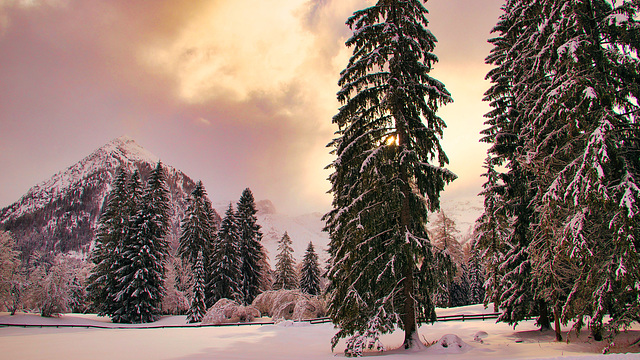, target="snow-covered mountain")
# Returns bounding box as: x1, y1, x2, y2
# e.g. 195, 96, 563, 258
0, 136, 211, 259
